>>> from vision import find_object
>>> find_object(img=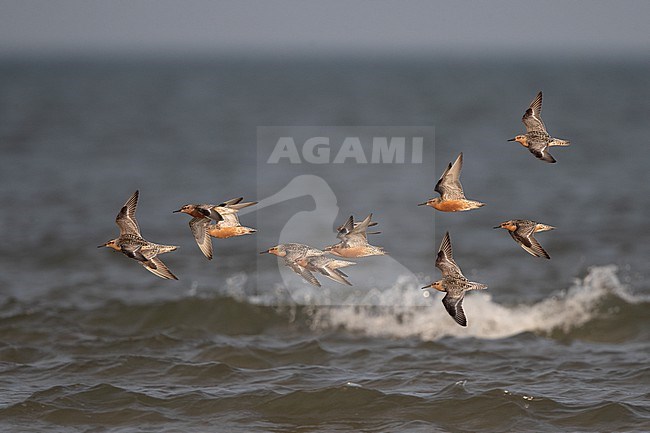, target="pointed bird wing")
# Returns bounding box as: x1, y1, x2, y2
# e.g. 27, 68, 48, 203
442, 292, 467, 327
120, 242, 147, 262
221, 198, 257, 211
336, 215, 355, 239
116, 190, 141, 236
318, 266, 353, 286
307, 257, 354, 286
196, 205, 224, 222
434, 153, 466, 200
337, 216, 379, 240
285, 259, 321, 287
435, 232, 464, 278
511, 225, 550, 259
140, 256, 178, 280
344, 213, 374, 244
528, 144, 556, 163
218, 197, 243, 207
189, 217, 213, 260
349, 214, 372, 235
522, 91, 547, 133
212, 197, 256, 227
